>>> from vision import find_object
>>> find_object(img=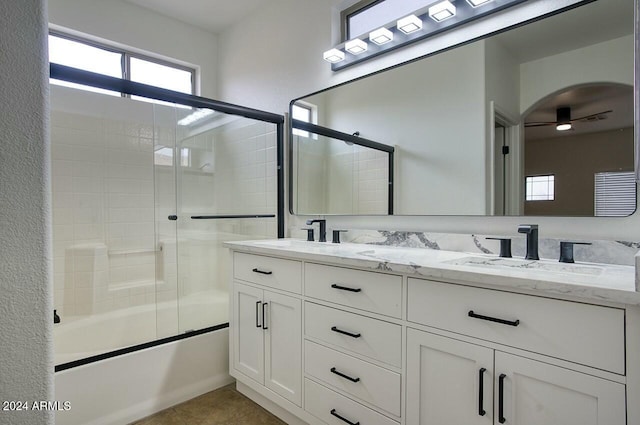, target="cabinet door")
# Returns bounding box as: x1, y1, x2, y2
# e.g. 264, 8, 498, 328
233, 282, 264, 384
495, 352, 625, 425
263, 290, 302, 406
407, 329, 494, 425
